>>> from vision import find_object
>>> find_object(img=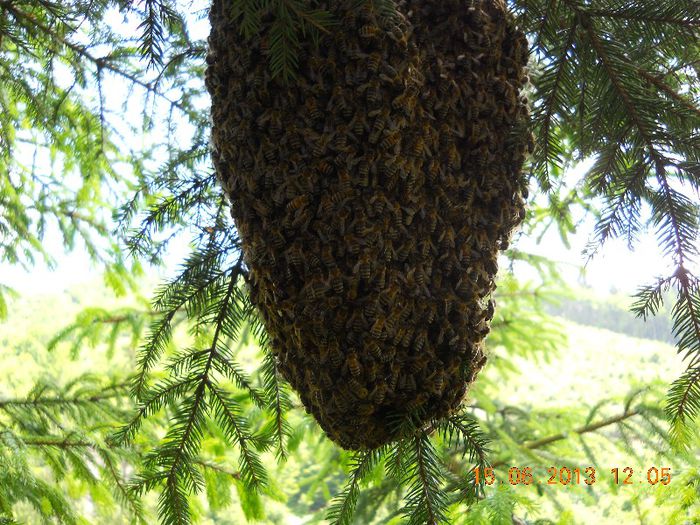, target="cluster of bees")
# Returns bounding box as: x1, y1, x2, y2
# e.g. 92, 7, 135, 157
206, 0, 531, 449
